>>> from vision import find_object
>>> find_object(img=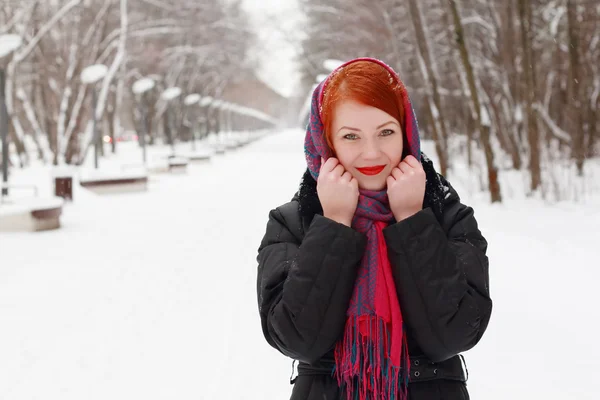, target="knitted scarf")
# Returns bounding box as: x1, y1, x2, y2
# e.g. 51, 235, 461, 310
304, 58, 421, 400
